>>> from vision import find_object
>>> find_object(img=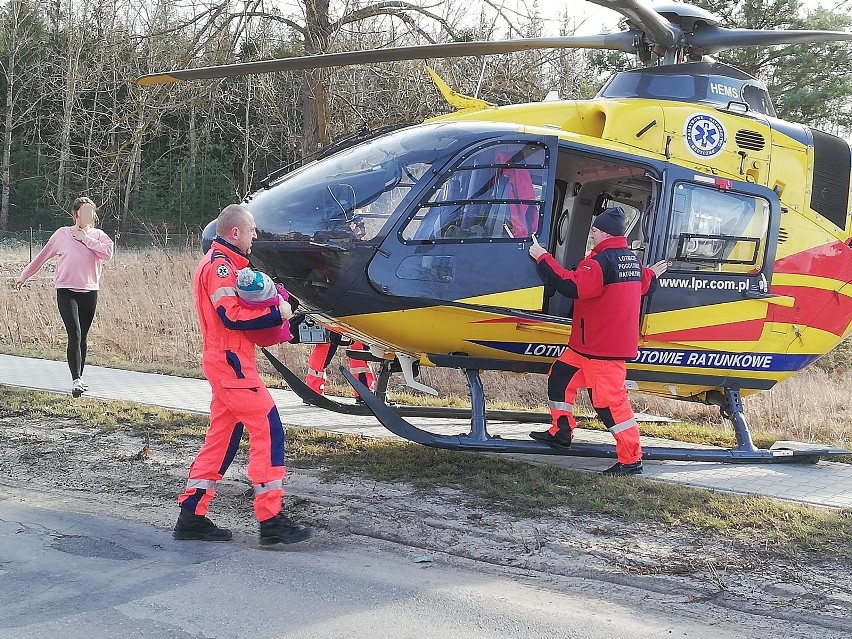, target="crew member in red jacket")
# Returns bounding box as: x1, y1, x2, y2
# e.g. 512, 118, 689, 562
173, 204, 312, 544
528, 207, 669, 475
